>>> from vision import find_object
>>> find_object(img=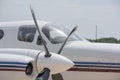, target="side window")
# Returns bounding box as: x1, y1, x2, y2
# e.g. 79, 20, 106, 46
18, 25, 36, 42
0, 29, 4, 40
